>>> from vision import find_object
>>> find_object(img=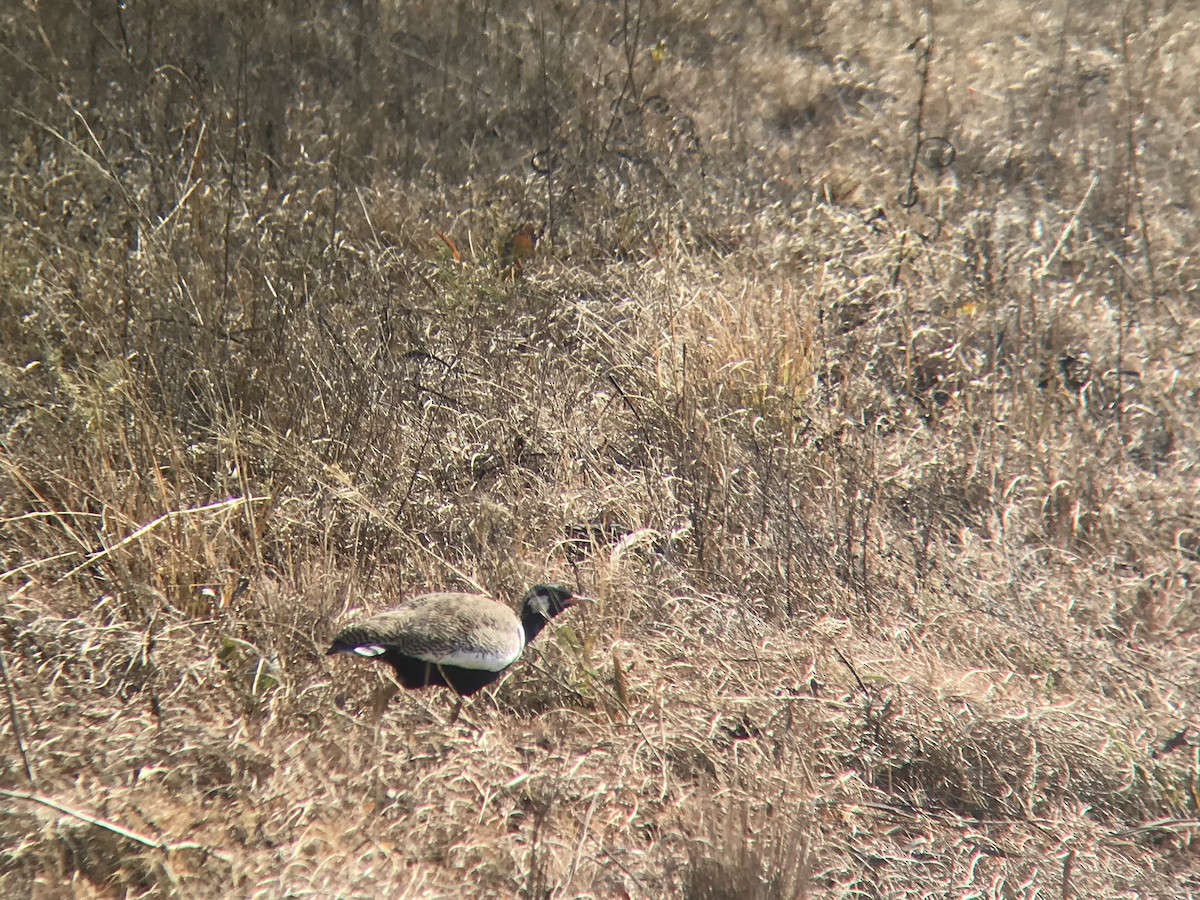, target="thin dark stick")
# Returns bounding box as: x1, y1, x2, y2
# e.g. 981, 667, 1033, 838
833, 647, 869, 698
0, 646, 34, 785
600, 0, 645, 151
537, 7, 554, 244
891, 29, 933, 288
606, 374, 645, 428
